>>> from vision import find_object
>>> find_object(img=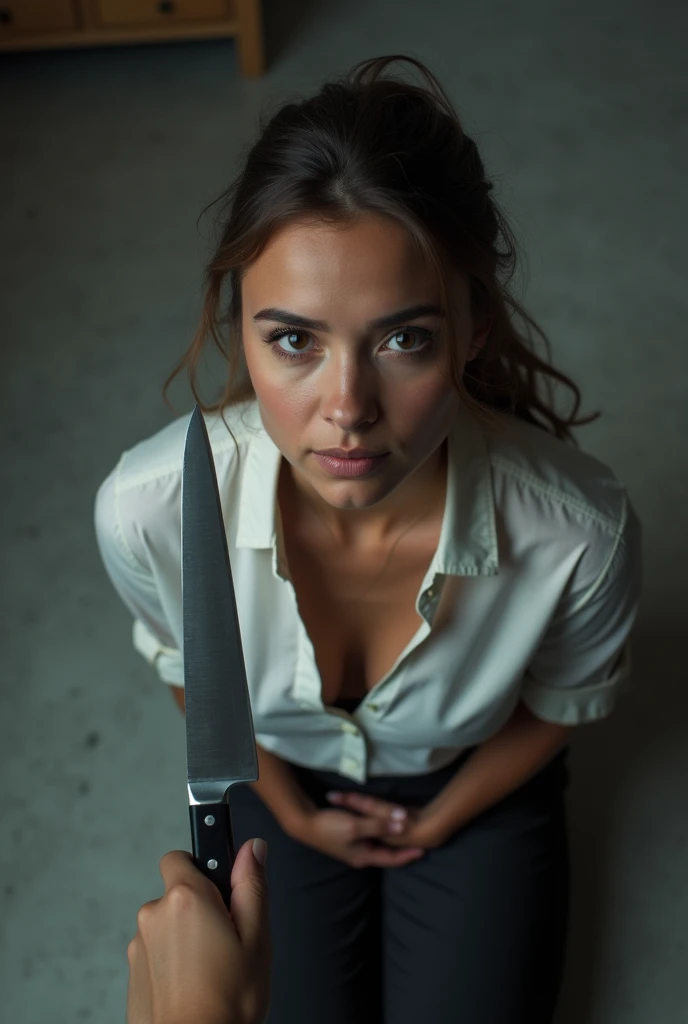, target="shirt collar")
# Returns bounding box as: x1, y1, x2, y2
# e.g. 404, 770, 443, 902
236, 402, 498, 577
